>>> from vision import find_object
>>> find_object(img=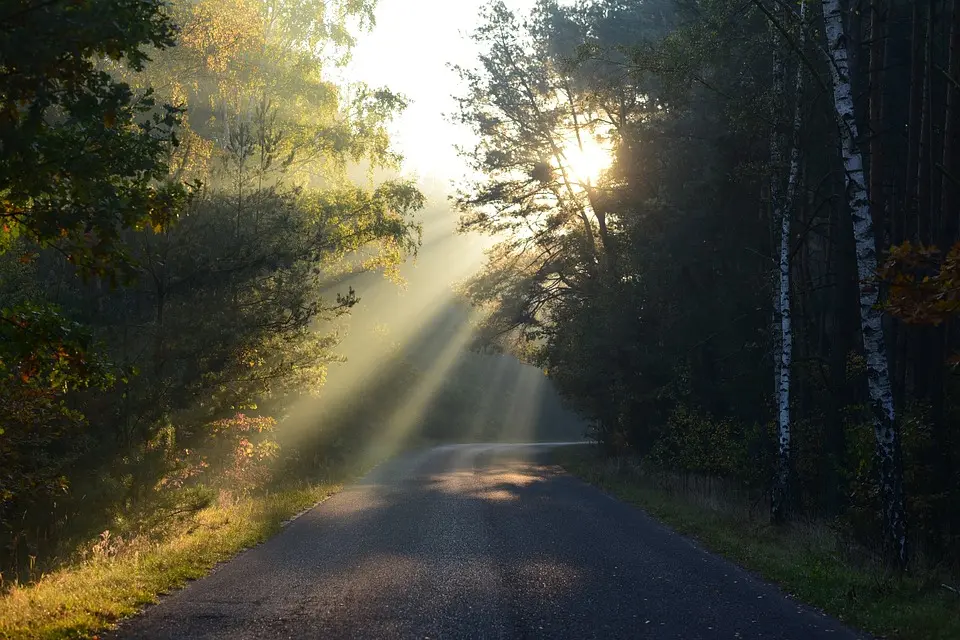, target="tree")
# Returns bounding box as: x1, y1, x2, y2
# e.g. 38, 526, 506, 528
457, 0, 960, 569
0, 0, 188, 278
821, 0, 907, 565
769, 0, 806, 524
0, 0, 425, 577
